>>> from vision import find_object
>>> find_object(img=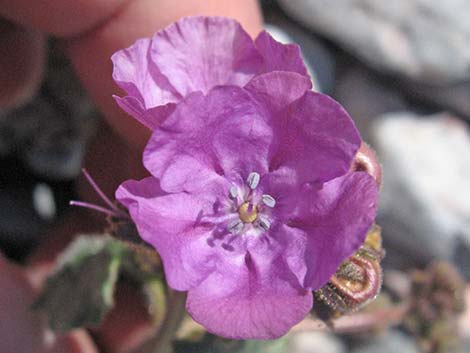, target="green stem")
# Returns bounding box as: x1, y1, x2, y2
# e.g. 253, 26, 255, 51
134, 289, 187, 353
